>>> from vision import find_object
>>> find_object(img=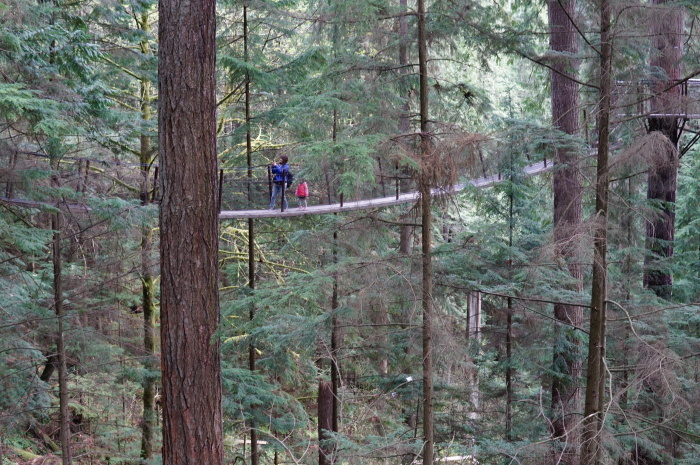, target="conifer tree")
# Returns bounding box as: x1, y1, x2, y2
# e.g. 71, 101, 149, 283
547, 0, 583, 461
582, 0, 613, 461
643, 0, 686, 298
158, 0, 222, 463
